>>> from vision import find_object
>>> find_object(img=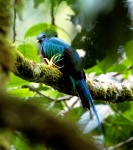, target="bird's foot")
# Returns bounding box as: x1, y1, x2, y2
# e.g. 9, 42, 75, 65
89, 110, 93, 119
43, 53, 64, 69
